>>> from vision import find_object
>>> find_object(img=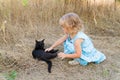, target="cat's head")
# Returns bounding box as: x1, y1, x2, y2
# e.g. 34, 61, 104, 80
35, 39, 45, 50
